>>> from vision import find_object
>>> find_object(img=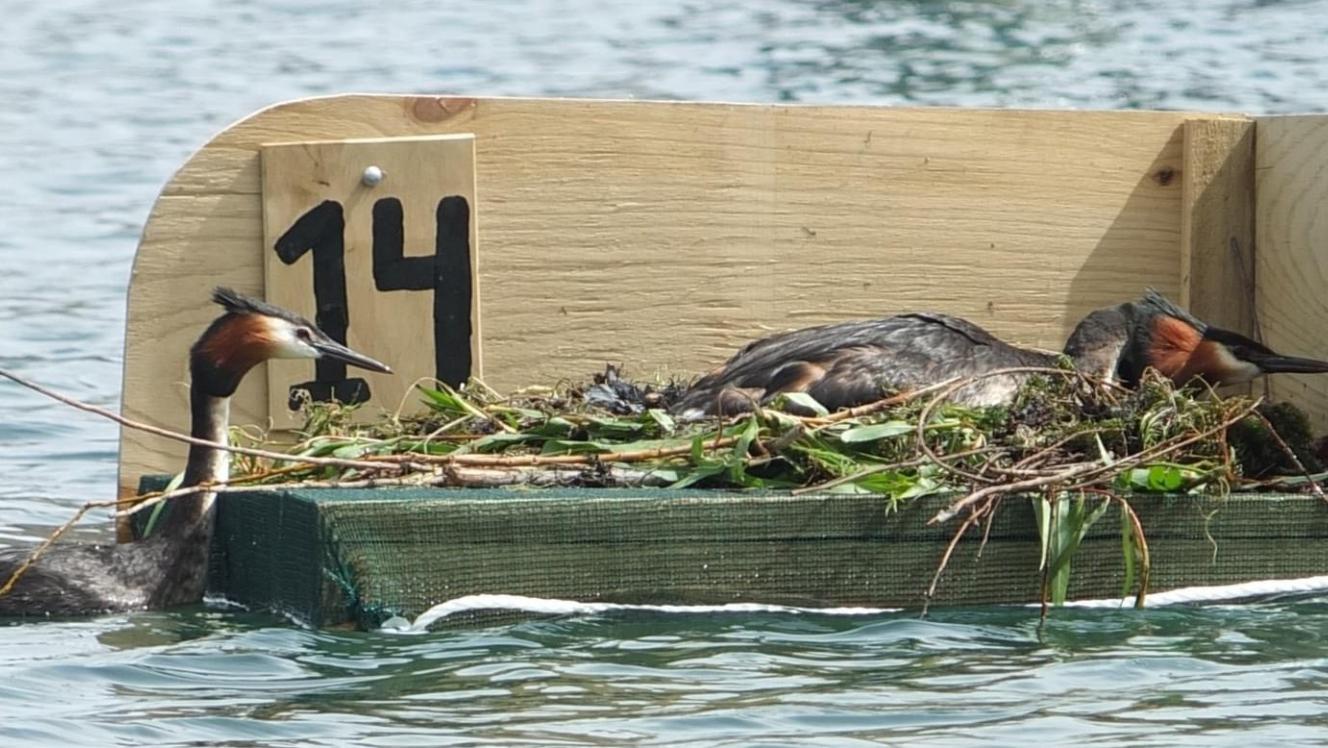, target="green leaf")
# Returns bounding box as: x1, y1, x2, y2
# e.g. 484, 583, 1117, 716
1146, 464, 1184, 492
418, 386, 467, 415
762, 410, 804, 430
776, 392, 829, 416
534, 417, 576, 438
332, 443, 372, 459
1034, 496, 1052, 572
647, 409, 676, 433
498, 406, 546, 420
398, 440, 458, 455
1044, 494, 1113, 606
852, 470, 910, 496
297, 437, 349, 457
896, 475, 942, 500
1120, 504, 1137, 599
822, 482, 876, 495
468, 432, 541, 453
1095, 433, 1114, 465
585, 417, 646, 439
540, 435, 692, 456
839, 421, 915, 443
143, 471, 185, 537
669, 462, 727, 489
730, 417, 760, 464
539, 439, 611, 455
641, 467, 682, 483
